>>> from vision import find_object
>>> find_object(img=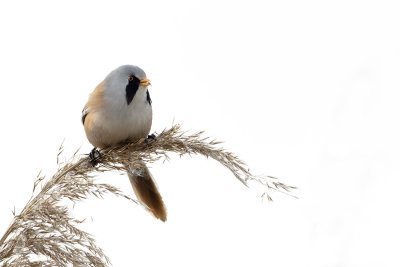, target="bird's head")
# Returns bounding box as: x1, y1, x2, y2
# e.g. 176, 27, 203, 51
104, 65, 151, 105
